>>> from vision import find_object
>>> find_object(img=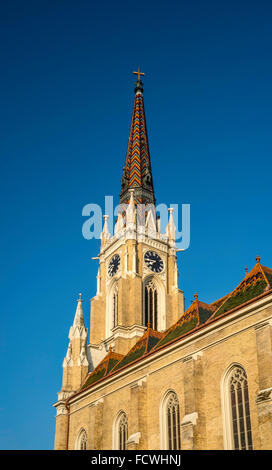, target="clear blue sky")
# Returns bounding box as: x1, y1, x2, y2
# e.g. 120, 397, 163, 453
1, 0, 272, 449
